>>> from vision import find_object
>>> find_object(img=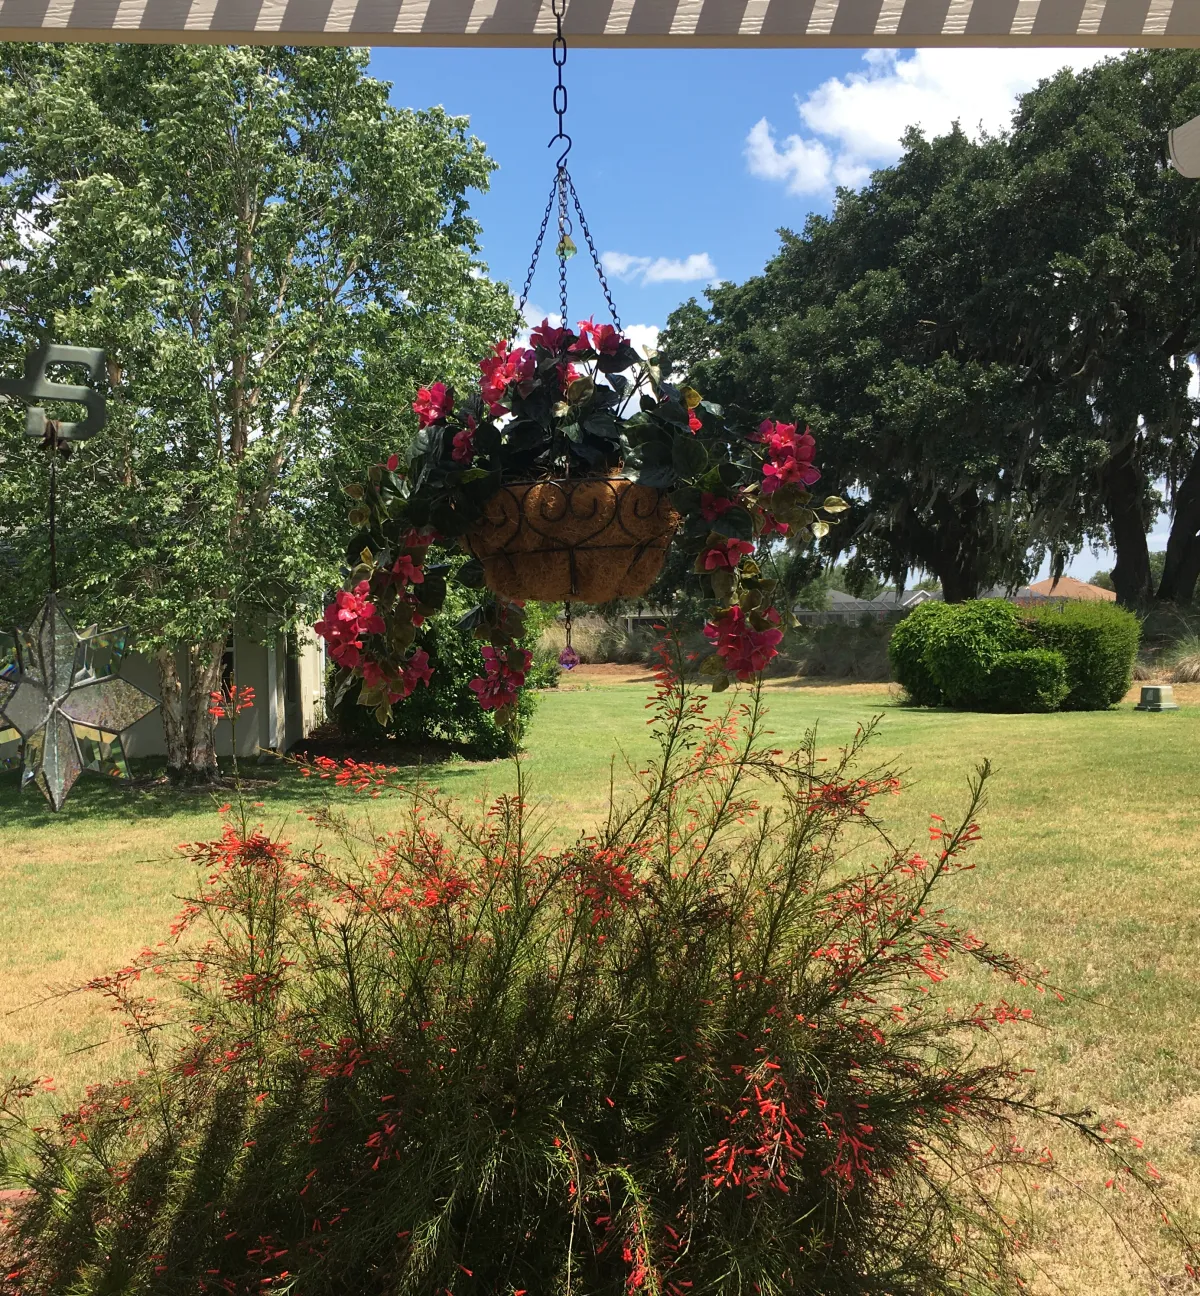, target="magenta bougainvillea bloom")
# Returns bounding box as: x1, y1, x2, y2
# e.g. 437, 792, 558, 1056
704, 605, 785, 681
412, 381, 453, 428
314, 582, 385, 671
